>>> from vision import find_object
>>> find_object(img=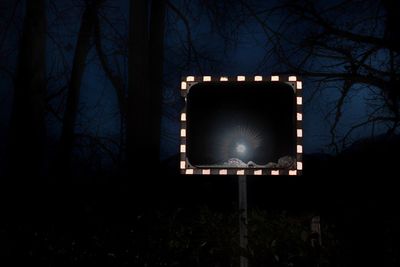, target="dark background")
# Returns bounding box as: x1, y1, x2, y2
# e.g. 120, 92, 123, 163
0, 0, 400, 266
